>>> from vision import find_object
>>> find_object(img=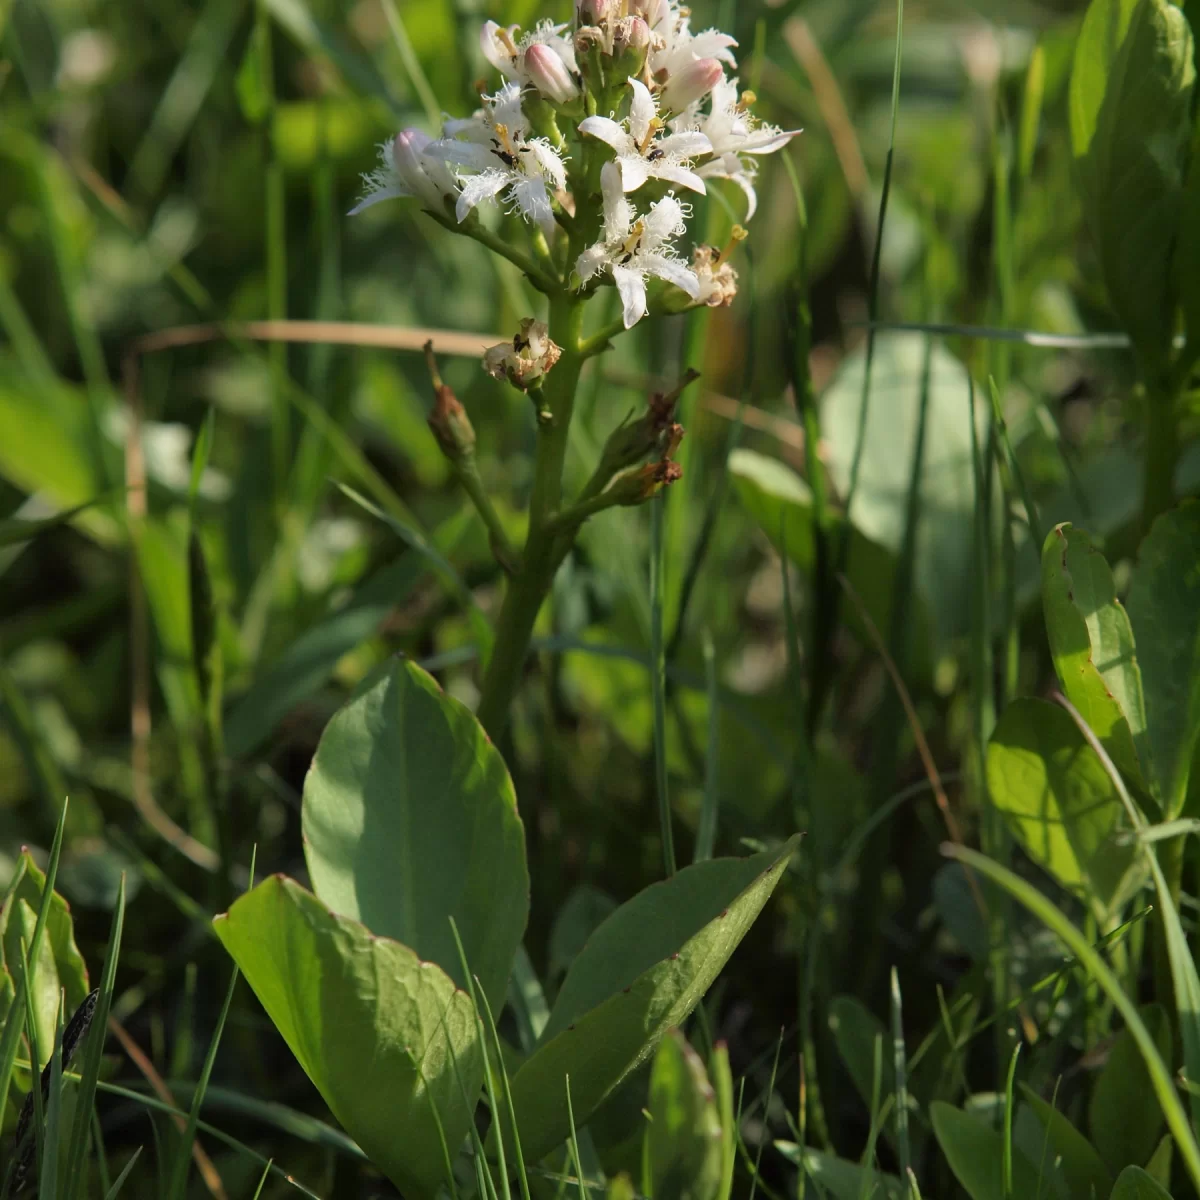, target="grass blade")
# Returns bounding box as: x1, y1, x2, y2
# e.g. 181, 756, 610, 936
39, 995, 66, 1200
650, 492, 676, 877
943, 842, 1200, 1192
64, 873, 127, 1200
889, 969, 910, 1181
102, 1147, 144, 1200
